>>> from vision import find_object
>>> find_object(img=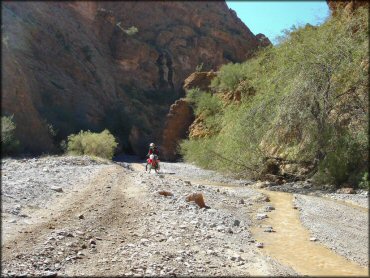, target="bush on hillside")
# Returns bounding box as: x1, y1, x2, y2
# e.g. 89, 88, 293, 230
1, 115, 20, 155
67, 129, 118, 159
